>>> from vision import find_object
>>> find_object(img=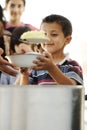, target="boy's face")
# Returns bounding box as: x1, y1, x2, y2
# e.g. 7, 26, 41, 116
15, 43, 33, 54
40, 22, 71, 54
